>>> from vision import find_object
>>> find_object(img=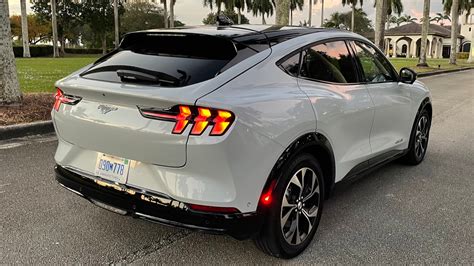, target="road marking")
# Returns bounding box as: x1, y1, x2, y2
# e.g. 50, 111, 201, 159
0, 134, 57, 150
